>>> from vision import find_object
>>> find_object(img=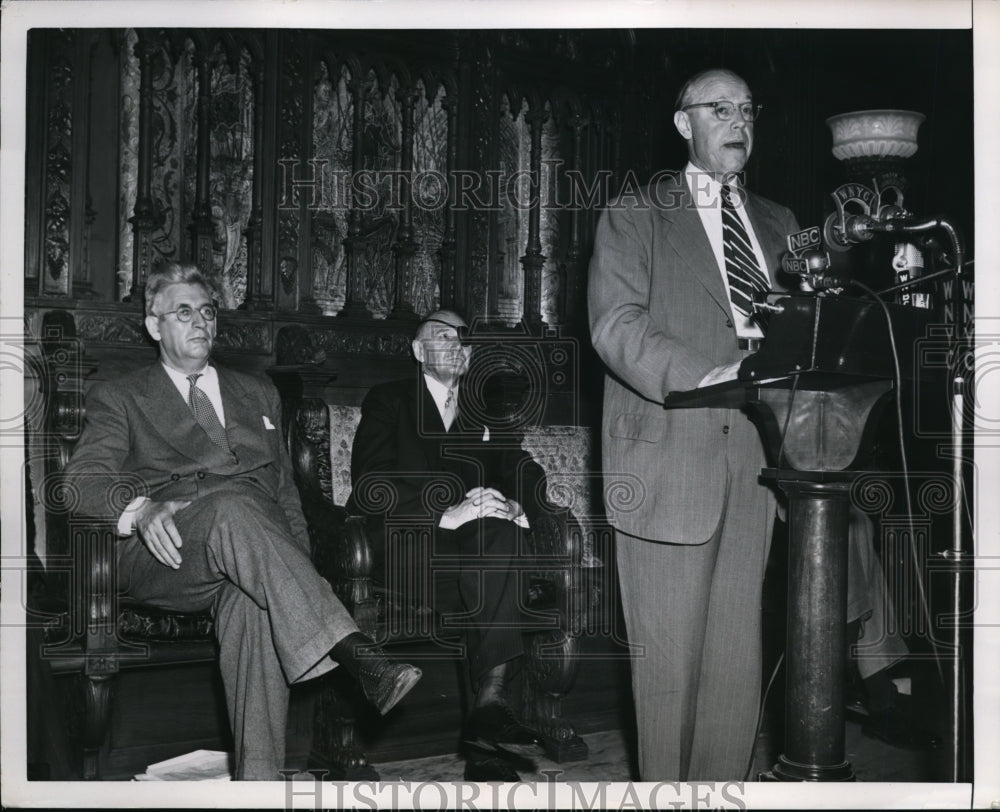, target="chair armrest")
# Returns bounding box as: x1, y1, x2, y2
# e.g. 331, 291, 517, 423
43, 517, 123, 677
302, 498, 378, 638
527, 509, 589, 637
